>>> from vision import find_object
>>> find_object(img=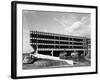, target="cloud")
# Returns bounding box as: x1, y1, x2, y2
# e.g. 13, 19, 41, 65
54, 15, 91, 38
44, 29, 48, 32
54, 15, 76, 28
